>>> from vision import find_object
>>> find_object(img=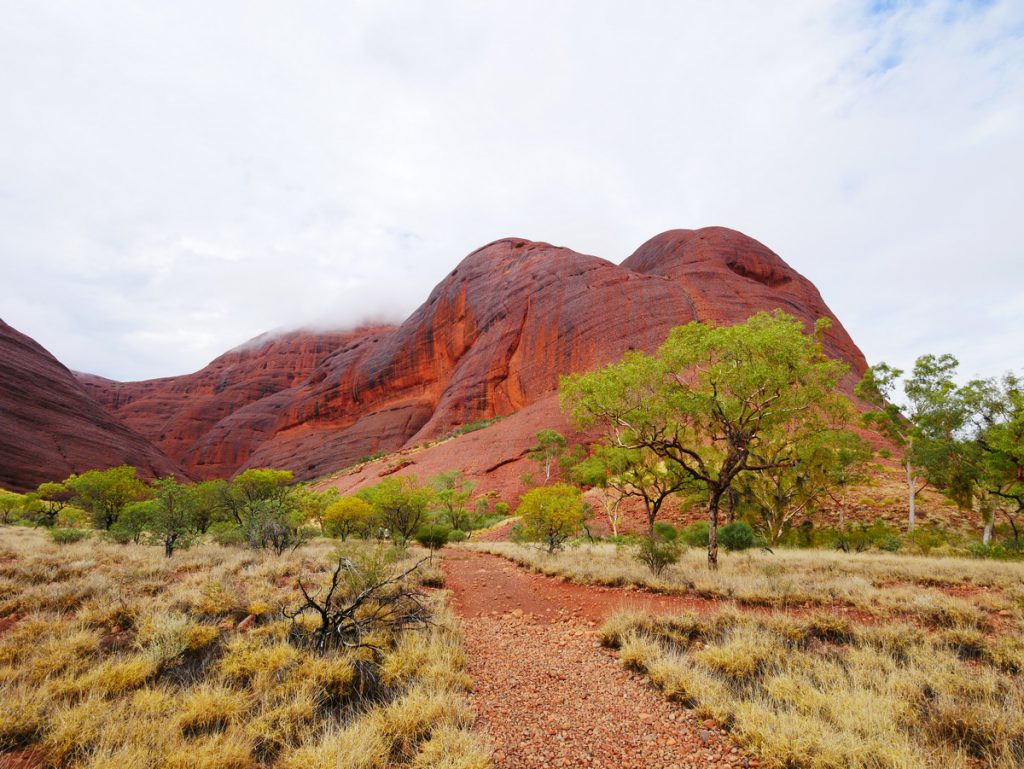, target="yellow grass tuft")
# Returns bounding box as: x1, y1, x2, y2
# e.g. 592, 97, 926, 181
0, 528, 490, 769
